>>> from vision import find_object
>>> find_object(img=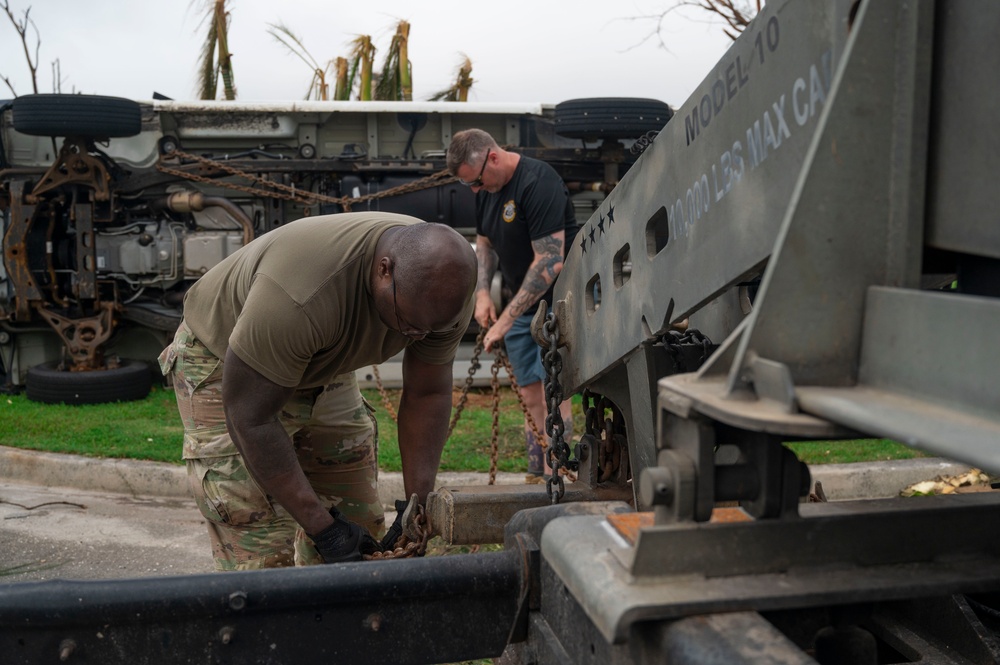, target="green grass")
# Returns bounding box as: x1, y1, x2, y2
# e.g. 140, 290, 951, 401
369, 386, 541, 473
1, 385, 184, 463
0, 386, 924, 469
787, 439, 924, 465
0, 385, 539, 473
